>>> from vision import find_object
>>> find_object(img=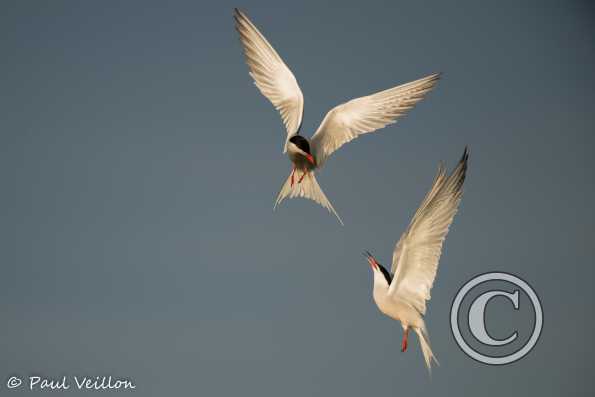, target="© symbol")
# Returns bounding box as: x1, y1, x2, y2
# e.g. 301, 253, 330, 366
450, 272, 543, 365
